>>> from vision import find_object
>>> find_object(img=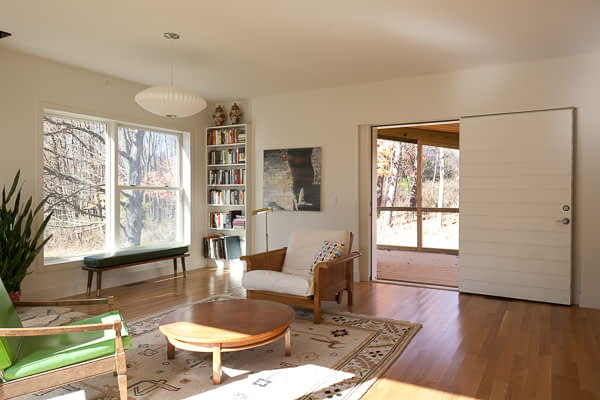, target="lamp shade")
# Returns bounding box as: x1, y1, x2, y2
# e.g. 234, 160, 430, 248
135, 85, 207, 118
